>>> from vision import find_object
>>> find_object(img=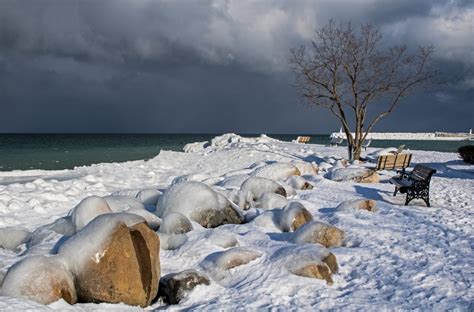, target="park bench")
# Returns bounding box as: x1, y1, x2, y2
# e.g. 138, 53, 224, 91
389, 164, 436, 207
296, 136, 311, 144
375, 153, 412, 174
